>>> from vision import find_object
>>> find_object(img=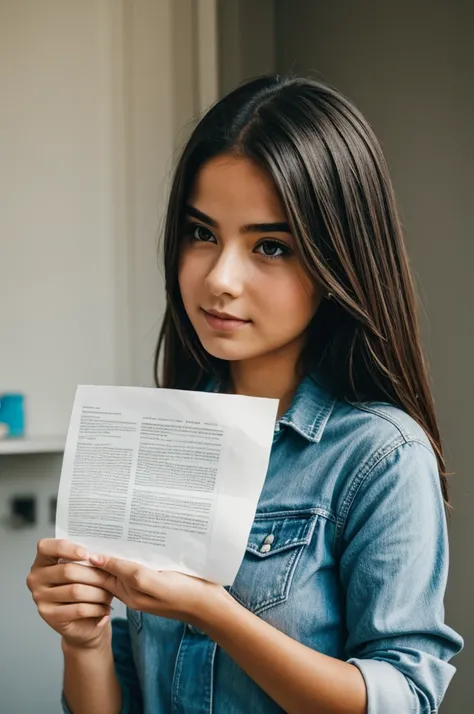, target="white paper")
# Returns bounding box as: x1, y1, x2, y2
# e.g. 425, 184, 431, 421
56, 385, 278, 585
